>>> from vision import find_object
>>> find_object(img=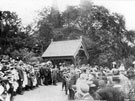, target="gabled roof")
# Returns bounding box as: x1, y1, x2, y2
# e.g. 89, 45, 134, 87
42, 38, 89, 59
